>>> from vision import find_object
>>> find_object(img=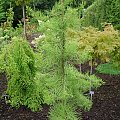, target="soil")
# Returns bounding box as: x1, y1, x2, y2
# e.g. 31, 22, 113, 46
0, 38, 120, 120
0, 65, 120, 120
82, 74, 120, 120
